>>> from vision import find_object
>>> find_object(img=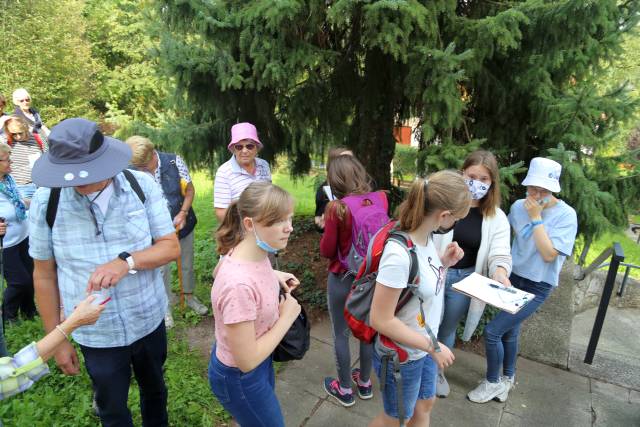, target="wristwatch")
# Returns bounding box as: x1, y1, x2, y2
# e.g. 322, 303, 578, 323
118, 251, 137, 274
